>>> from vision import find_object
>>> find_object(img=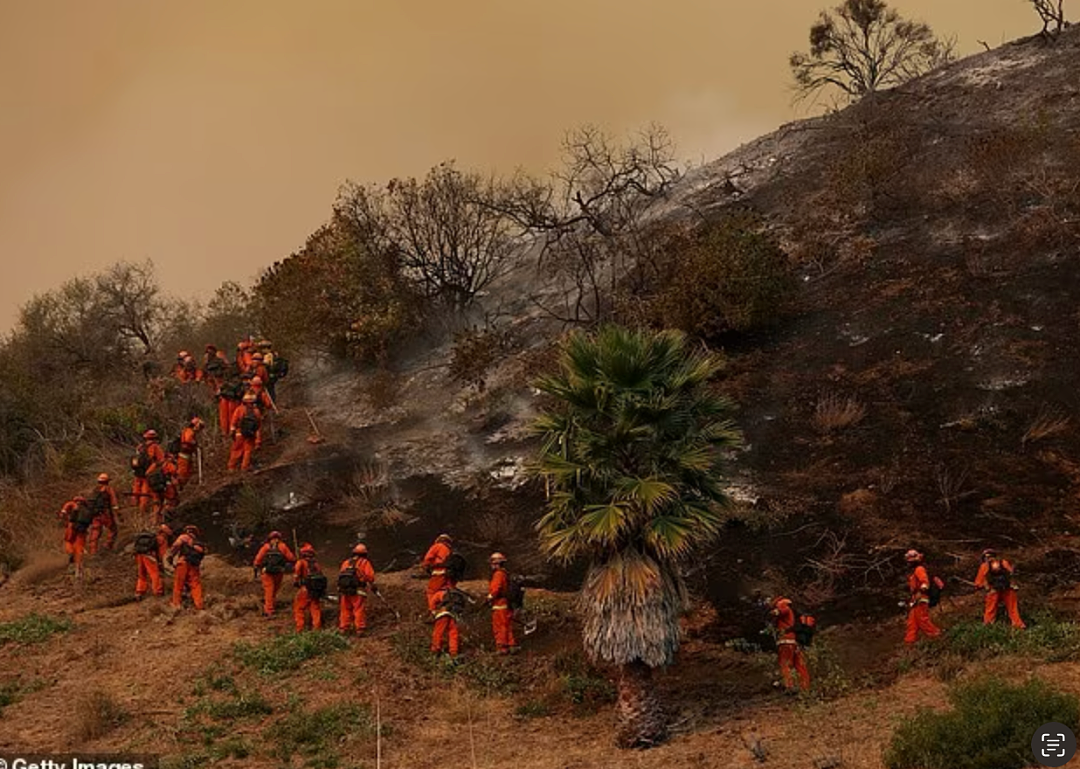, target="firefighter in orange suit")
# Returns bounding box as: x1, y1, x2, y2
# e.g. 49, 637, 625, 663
253, 531, 295, 618
975, 548, 1026, 629
338, 544, 377, 634
422, 533, 454, 611
168, 524, 206, 610
771, 597, 810, 691
293, 544, 325, 631
487, 552, 517, 654
904, 549, 941, 644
